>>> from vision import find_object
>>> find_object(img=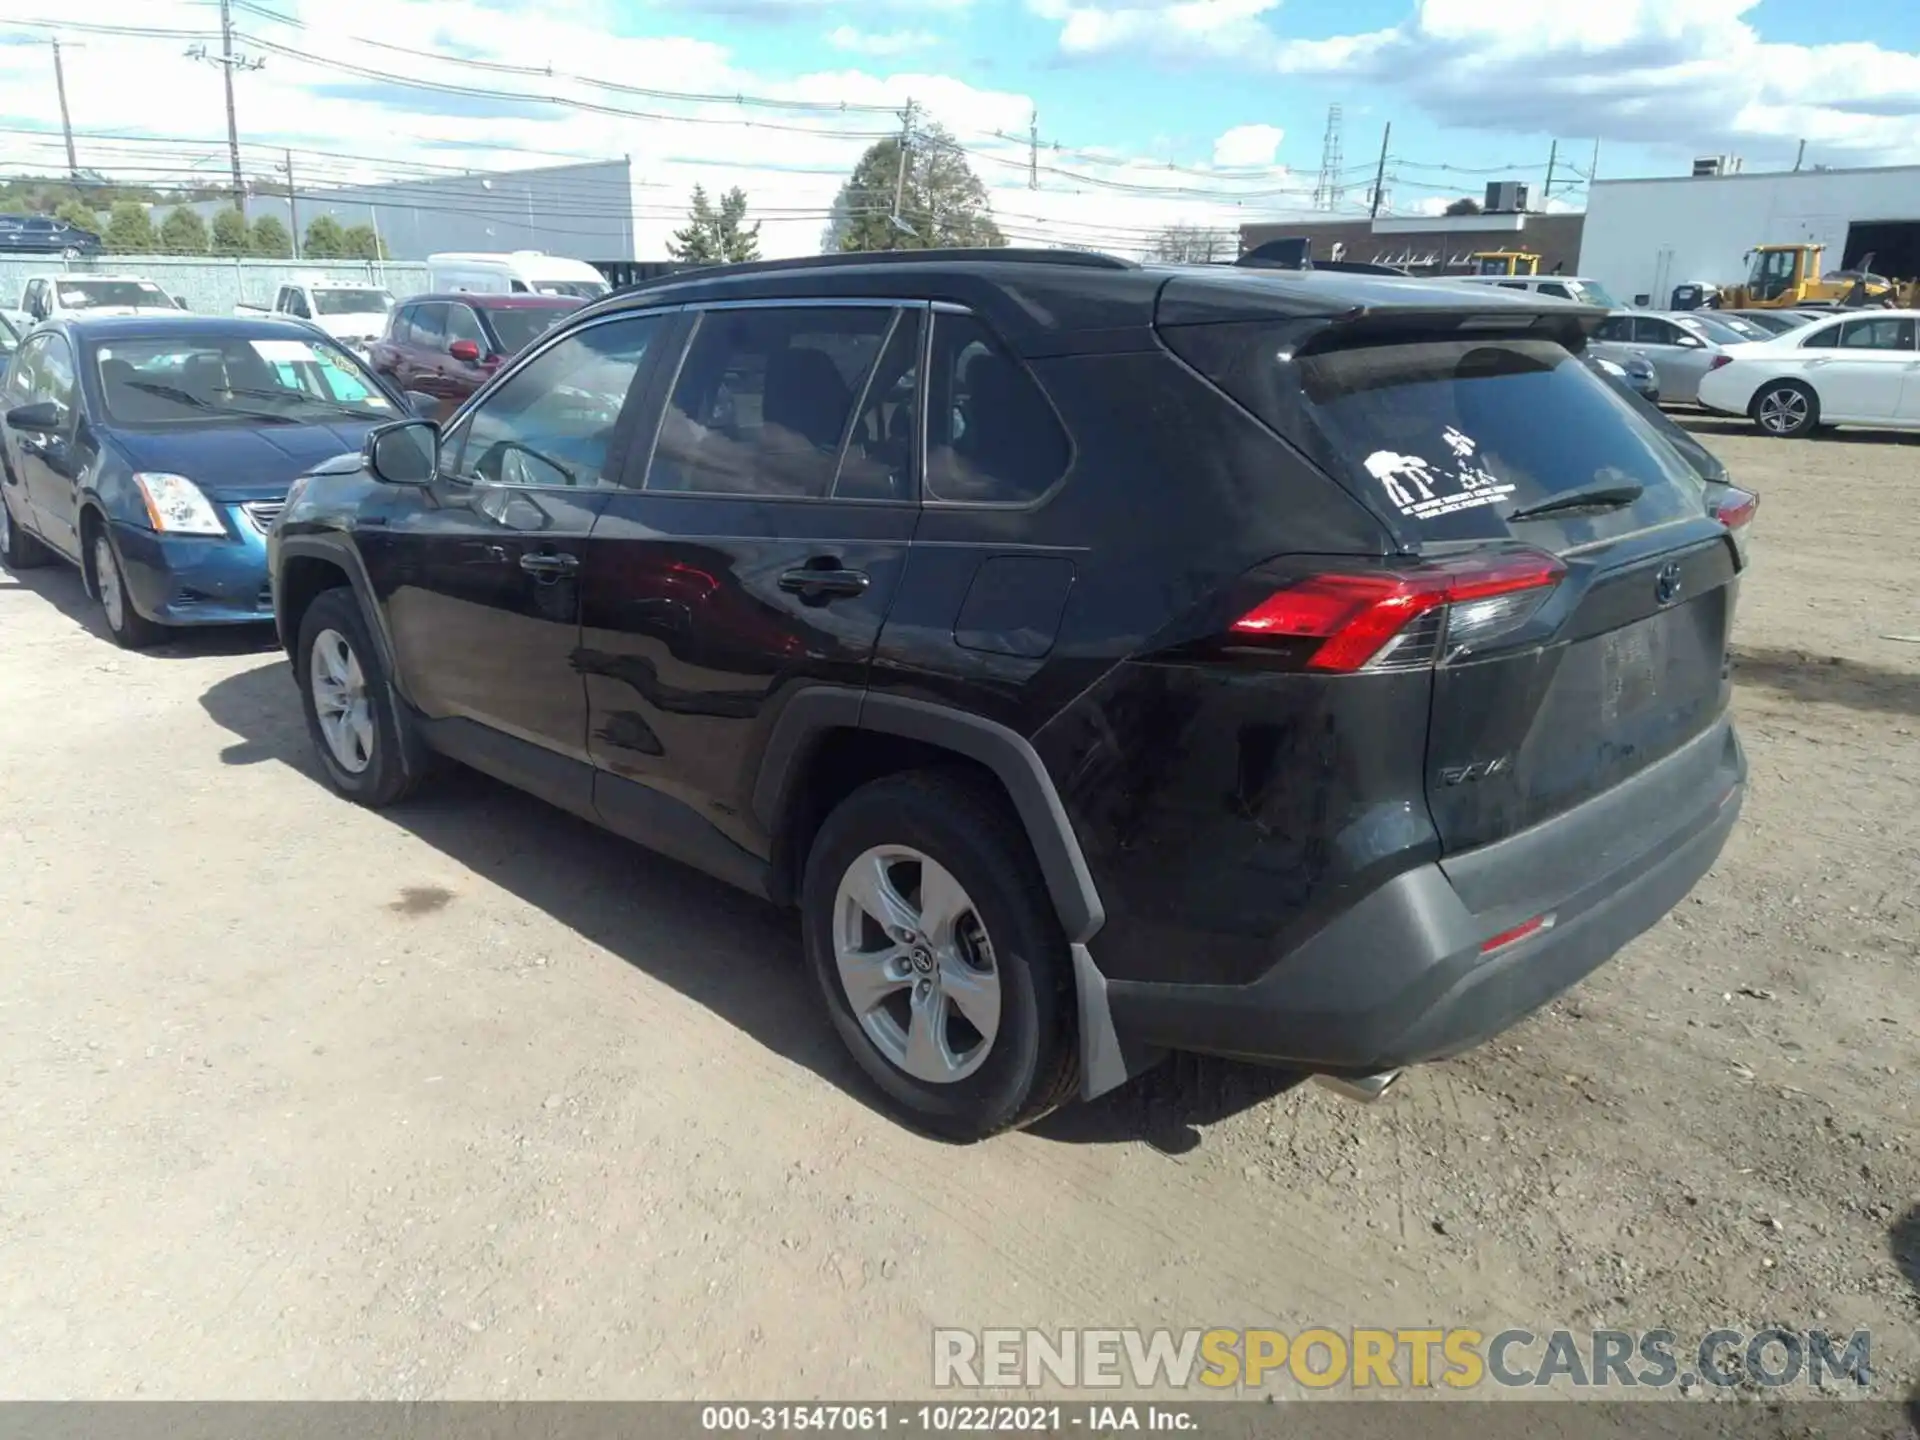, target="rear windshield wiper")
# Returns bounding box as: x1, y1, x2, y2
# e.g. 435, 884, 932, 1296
1507, 484, 1643, 522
